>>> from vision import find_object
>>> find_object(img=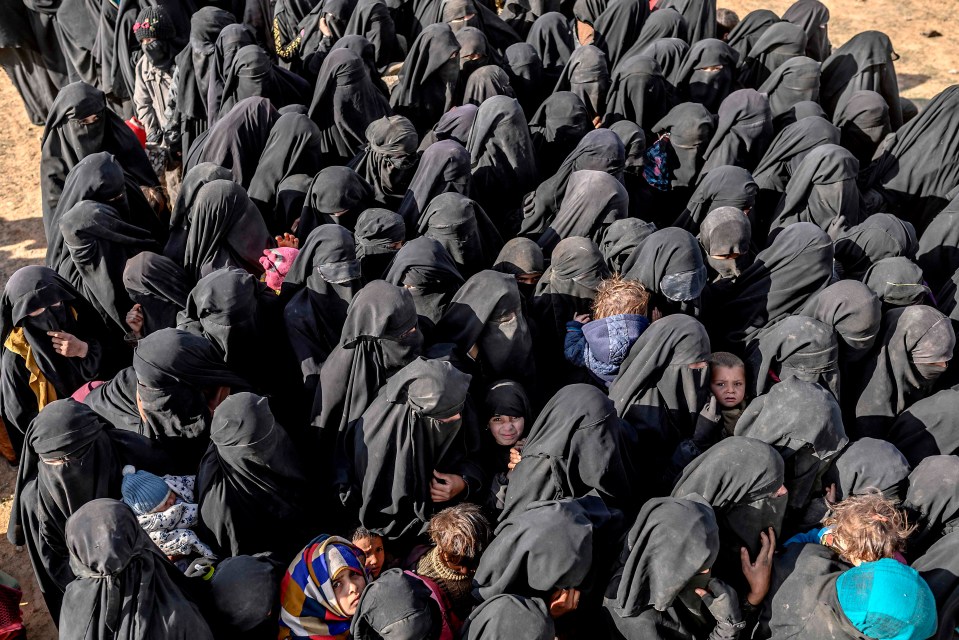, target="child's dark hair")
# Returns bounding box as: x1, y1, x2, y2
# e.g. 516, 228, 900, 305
716, 8, 740, 39
427, 504, 492, 567
592, 274, 650, 320
350, 527, 381, 543
709, 351, 745, 370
